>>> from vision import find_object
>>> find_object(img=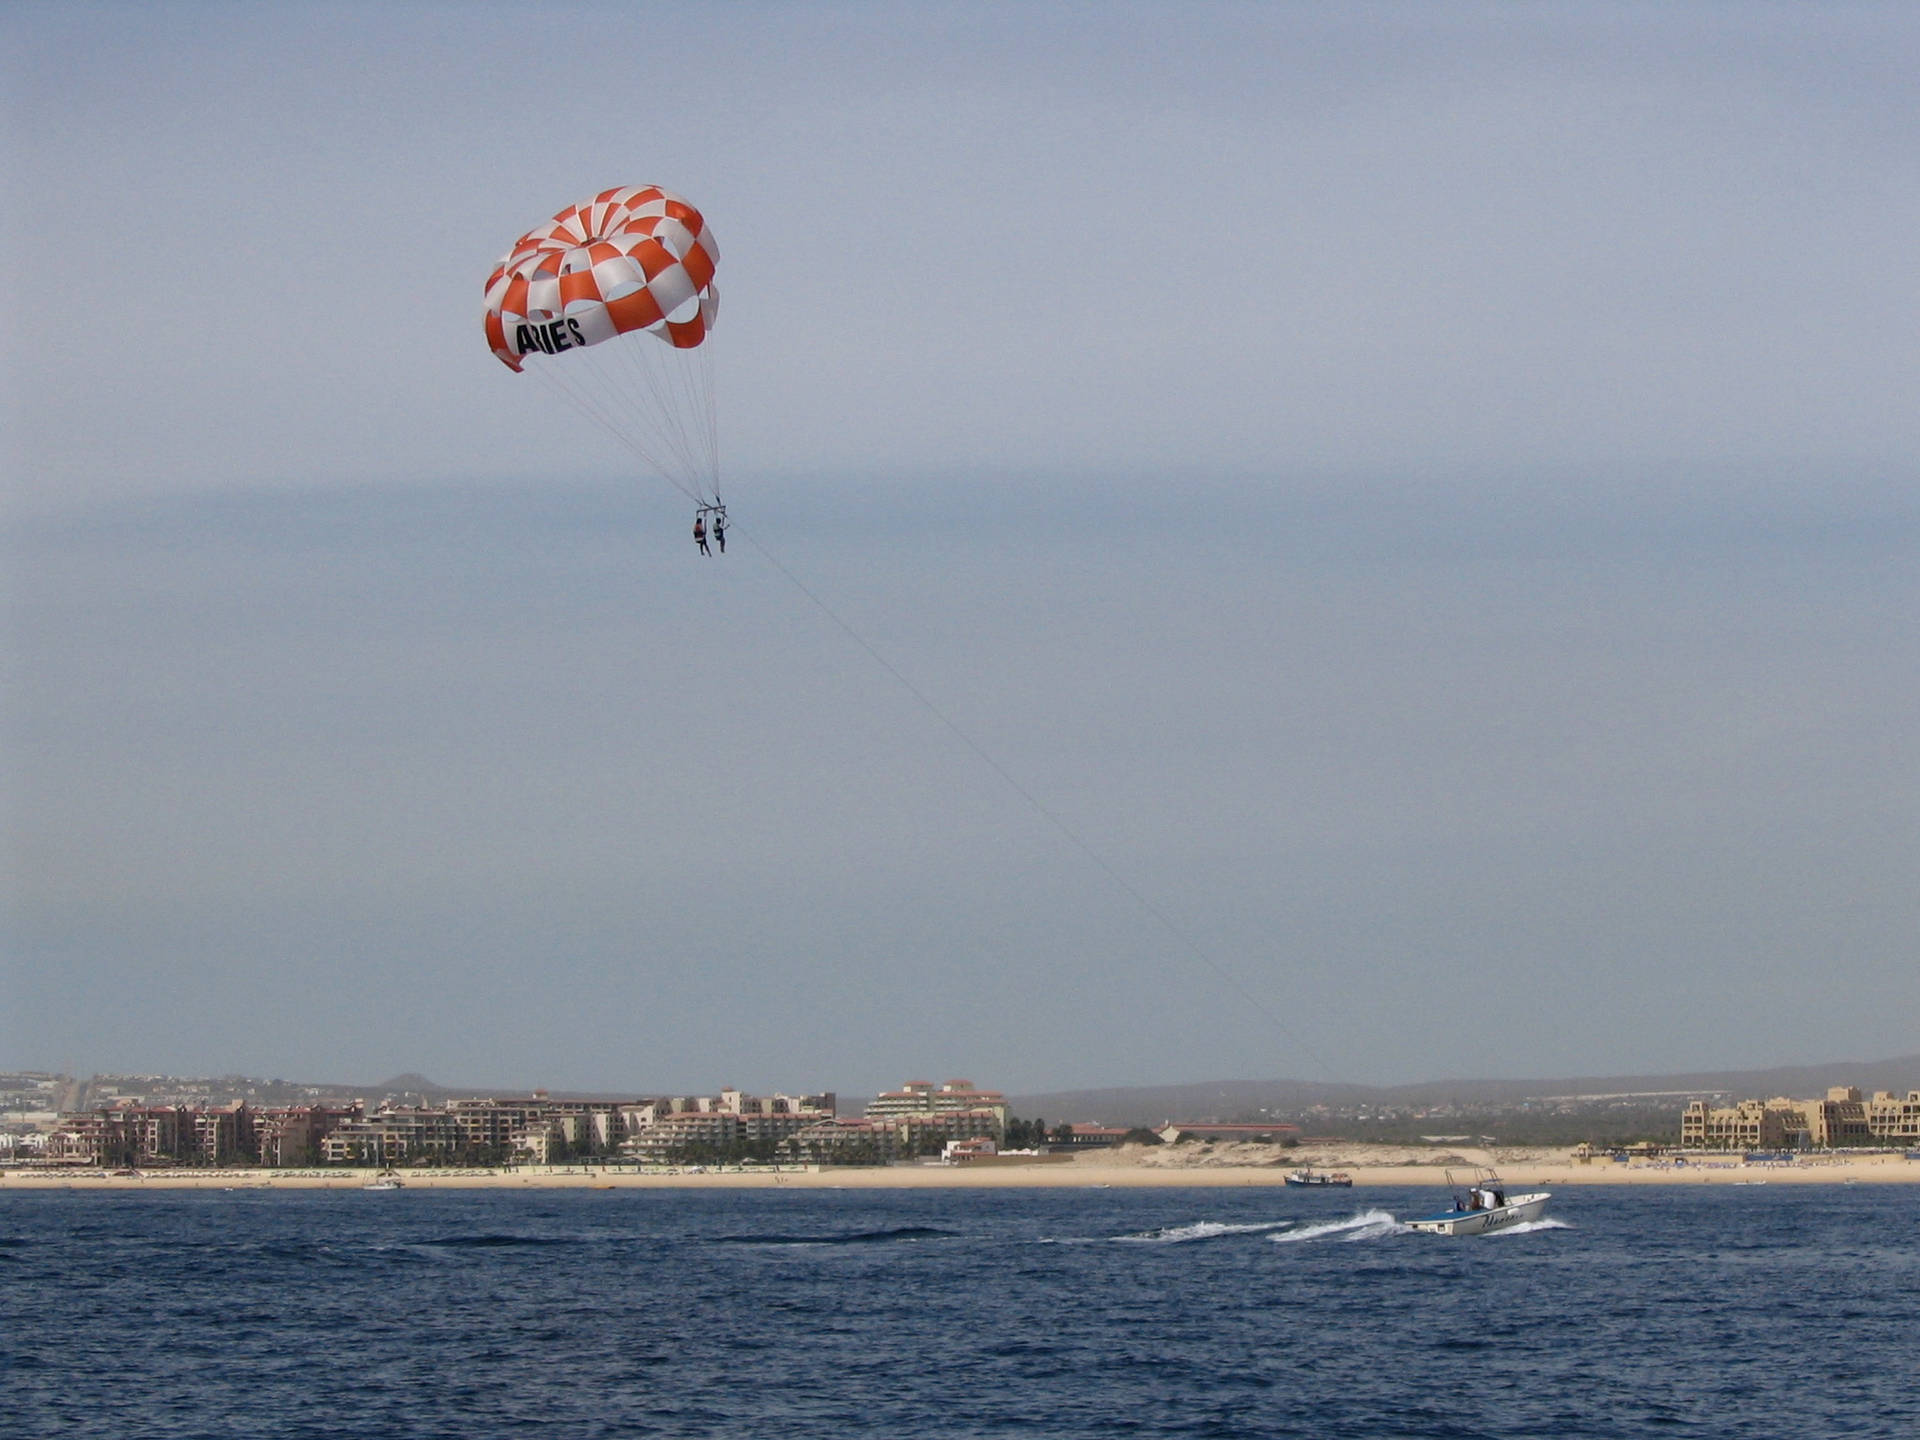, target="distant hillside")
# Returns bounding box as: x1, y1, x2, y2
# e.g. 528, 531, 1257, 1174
1008, 1054, 1920, 1130
357, 1076, 647, 1104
